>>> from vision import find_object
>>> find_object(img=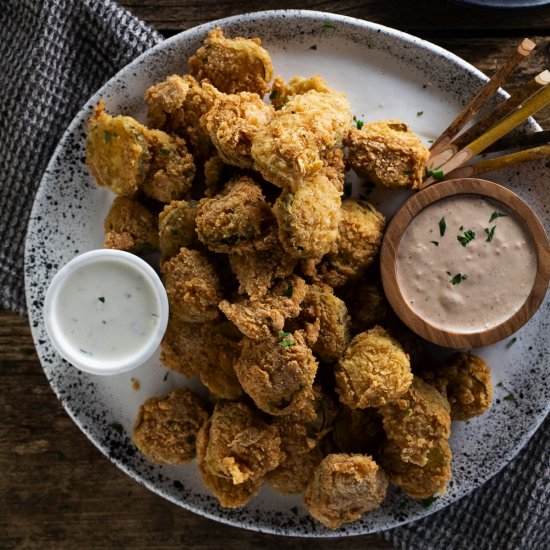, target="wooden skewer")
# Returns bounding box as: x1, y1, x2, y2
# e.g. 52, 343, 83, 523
422, 83, 550, 188
451, 70, 550, 150
443, 145, 550, 179
429, 38, 536, 157
484, 129, 550, 153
